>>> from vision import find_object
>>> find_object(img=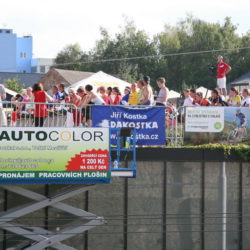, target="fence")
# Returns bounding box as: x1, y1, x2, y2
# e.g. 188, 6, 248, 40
0, 101, 184, 146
